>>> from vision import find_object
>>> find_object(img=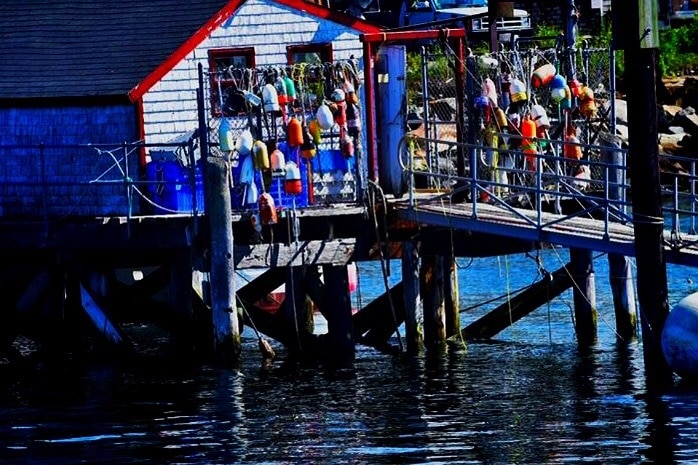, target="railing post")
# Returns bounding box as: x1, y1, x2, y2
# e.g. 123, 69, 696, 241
673, 174, 680, 242
604, 165, 610, 240
123, 142, 132, 237
536, 155, 542, 227
470, 142, 478, 218
421, 46, 433, 183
